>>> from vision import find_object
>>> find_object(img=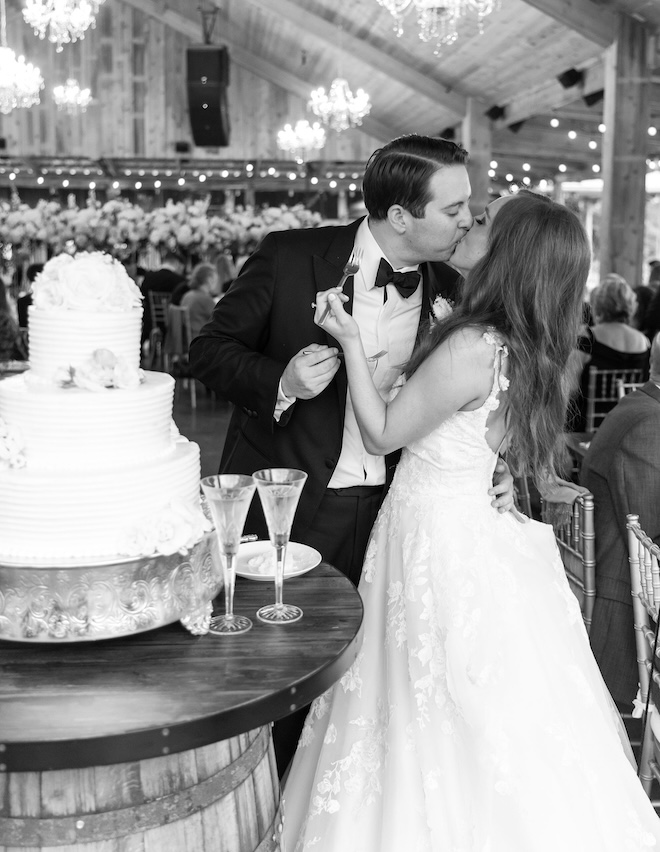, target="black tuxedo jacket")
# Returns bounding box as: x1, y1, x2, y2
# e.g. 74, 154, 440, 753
189, 218, 461, 540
